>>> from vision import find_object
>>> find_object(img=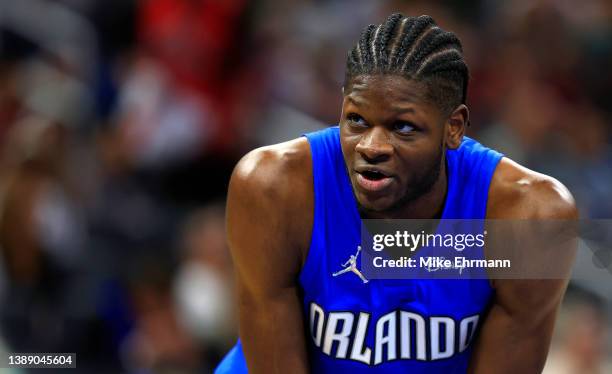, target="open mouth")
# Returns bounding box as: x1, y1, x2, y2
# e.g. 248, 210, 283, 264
355, 169, 393, 192
360, 170, 387, 181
